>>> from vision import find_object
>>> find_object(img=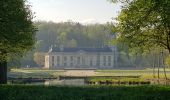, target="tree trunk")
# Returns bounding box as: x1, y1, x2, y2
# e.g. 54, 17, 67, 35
157, 54, 160, 79
163, 64, 167, 80
0, 61, 7, 84
161, 52, 167, 80
153, 54, 156, 78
